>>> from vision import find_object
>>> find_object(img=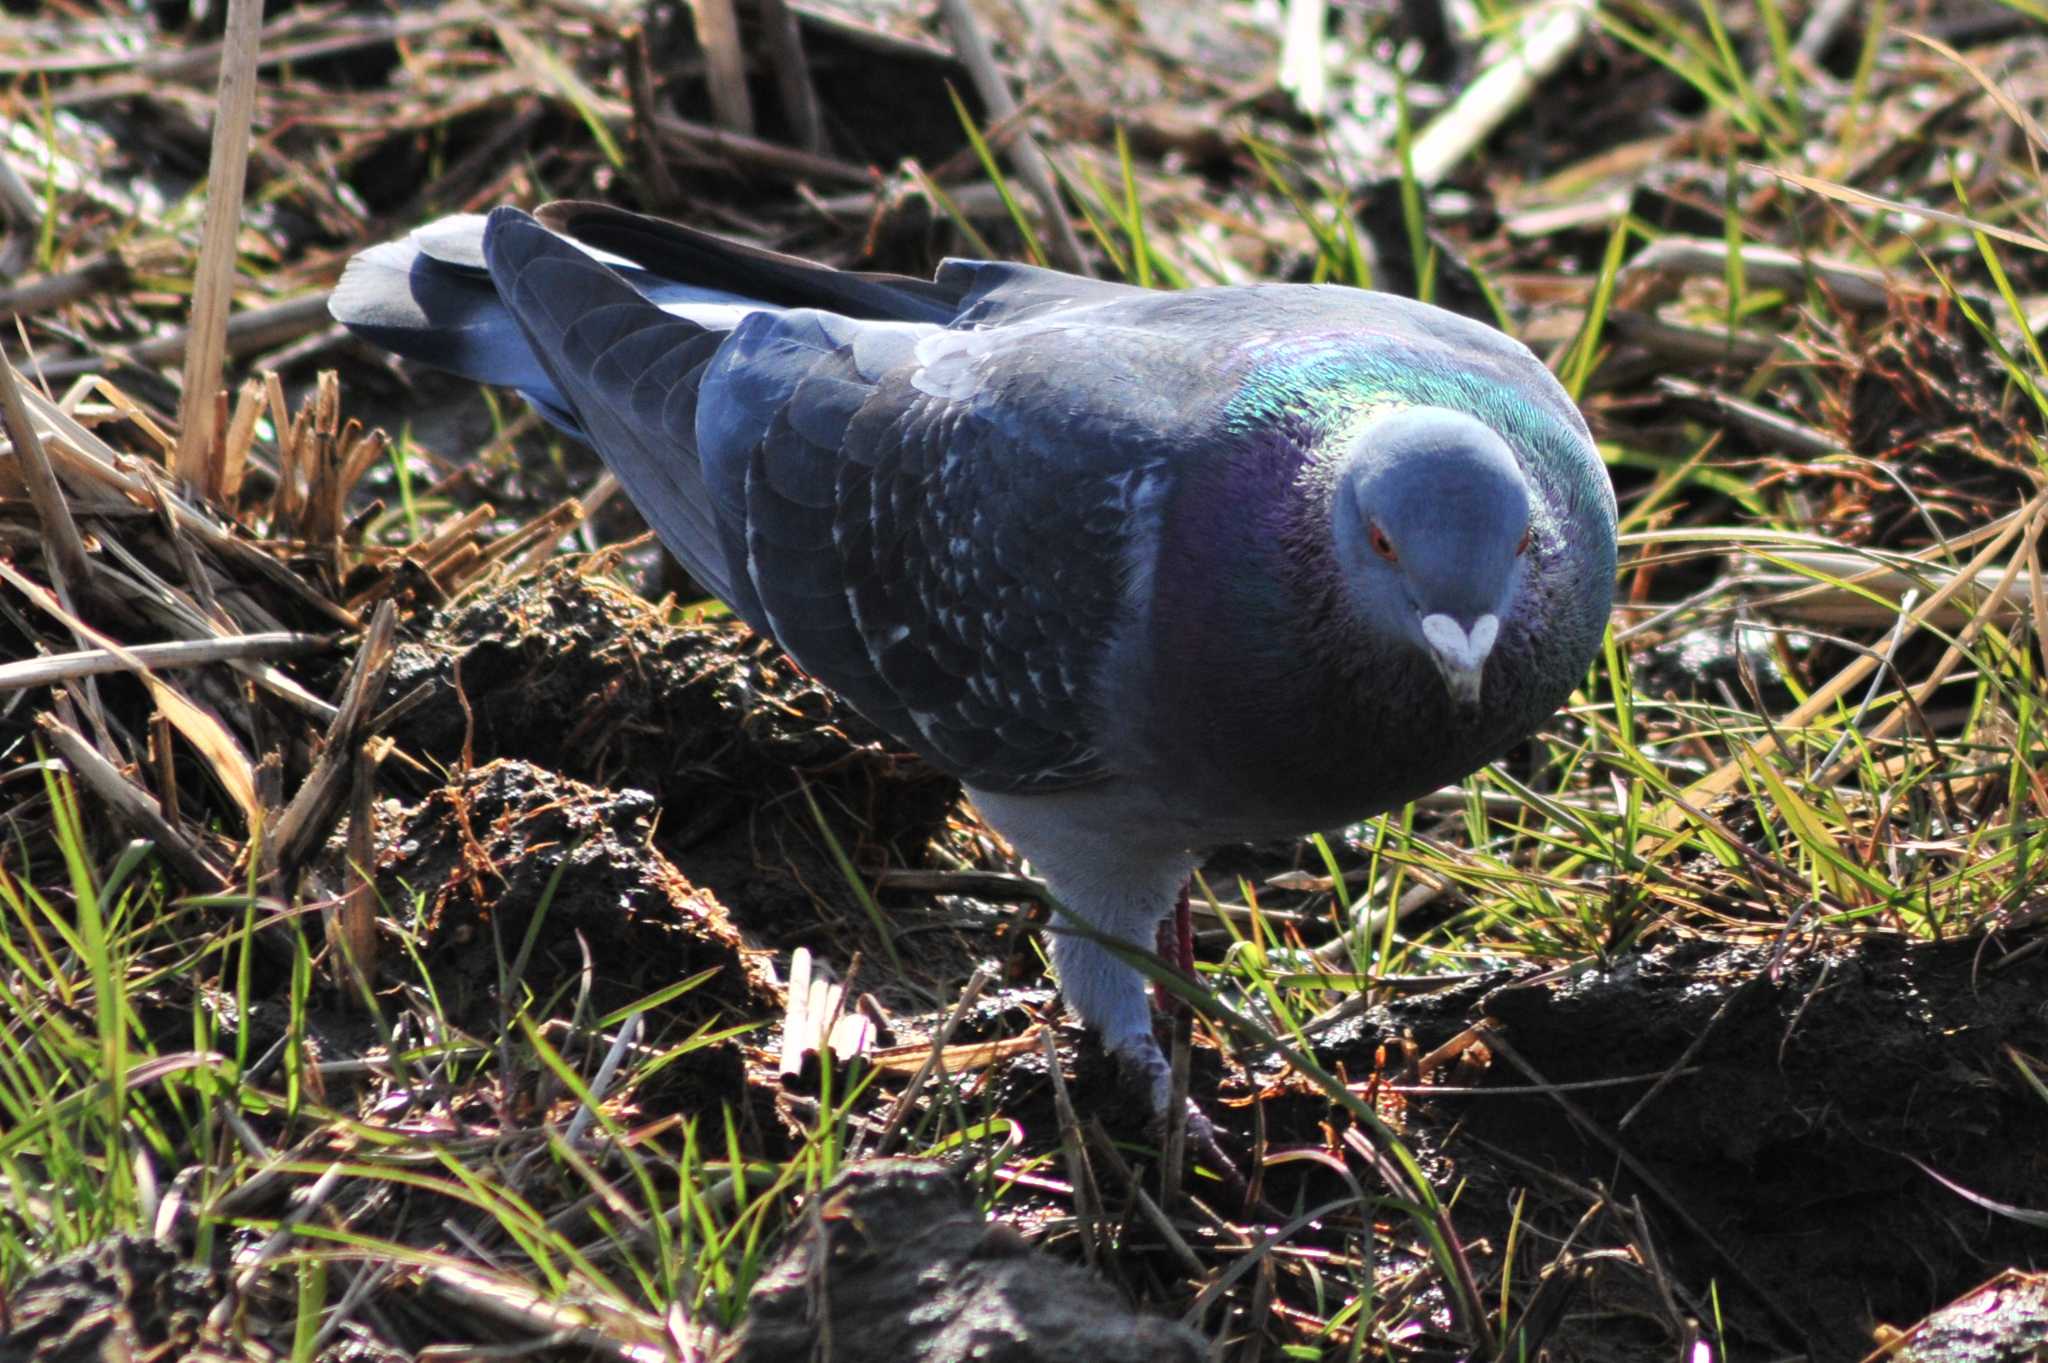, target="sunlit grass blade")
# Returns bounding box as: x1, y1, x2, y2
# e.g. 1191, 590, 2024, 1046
947, 84, 1047, 267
